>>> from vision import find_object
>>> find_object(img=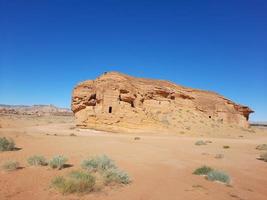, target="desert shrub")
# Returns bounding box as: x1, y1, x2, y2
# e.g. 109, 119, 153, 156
259, 152, 267, 162
206, 170, 231, 184
0, 137, 15, 151
80, 155, 131, 187
103, 168, 131, 184
256, 144, 267, 151
1, 160, 20, 171
49, 155, 68, 170
81, 155, 116, 172
69, 133, 77, 136
51, 171, 95, 194
223, 145, 230, 149
193, 166, 213, 175
27, 155, 47, 166
134, 137, 140, 140
194, 166, 231, 184
195, 140, 207, 146
51, 176, 65, 190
